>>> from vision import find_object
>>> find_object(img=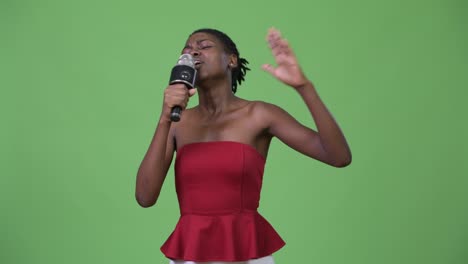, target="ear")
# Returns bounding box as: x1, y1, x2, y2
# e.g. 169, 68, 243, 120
228, 54, 238, 68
